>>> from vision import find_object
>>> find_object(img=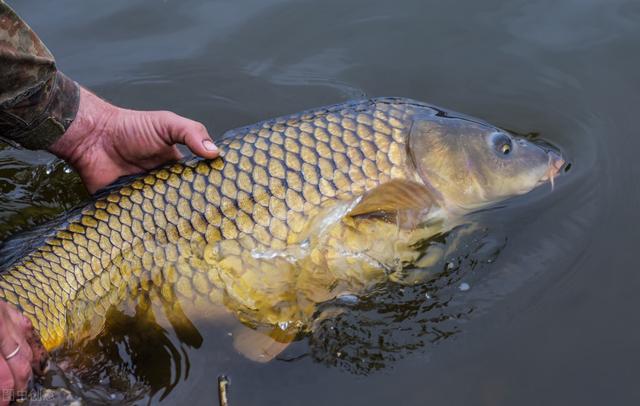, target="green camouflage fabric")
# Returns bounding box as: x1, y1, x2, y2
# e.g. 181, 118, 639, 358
0, 1, 79, 150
